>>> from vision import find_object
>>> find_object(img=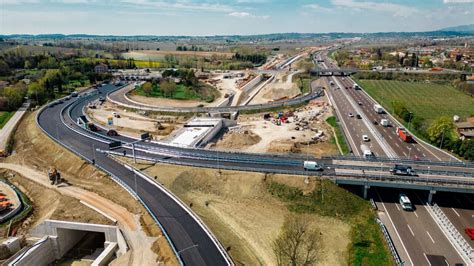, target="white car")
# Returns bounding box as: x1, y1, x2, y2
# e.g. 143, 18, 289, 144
348, 113, 354, 118
362, 135, 370, 142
